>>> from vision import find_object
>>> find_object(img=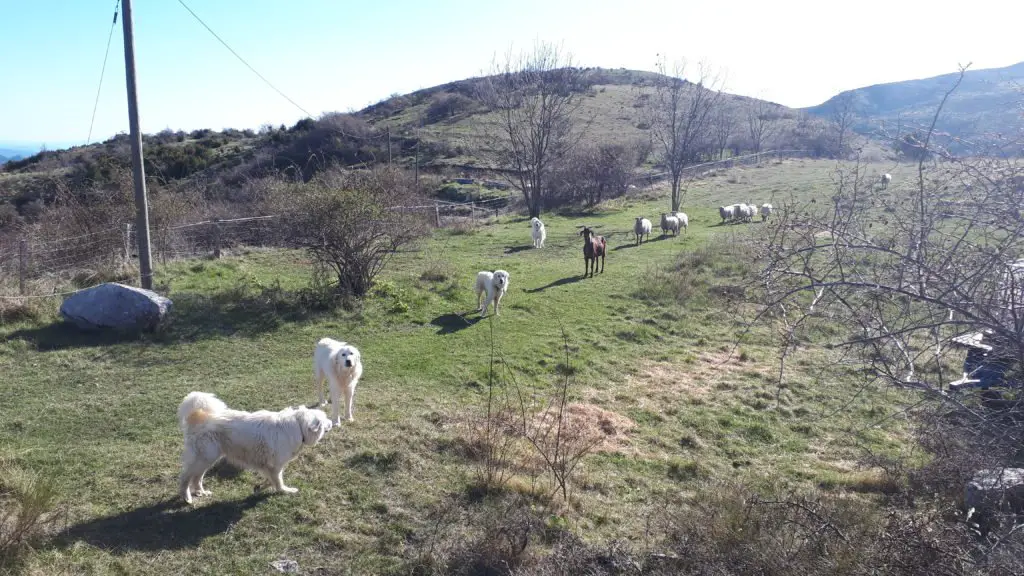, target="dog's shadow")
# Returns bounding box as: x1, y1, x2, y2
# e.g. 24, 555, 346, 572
430, 313, 482, 335
504, 245, 534, 254
52, 493, 270, 553
524, 275, 585, 293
